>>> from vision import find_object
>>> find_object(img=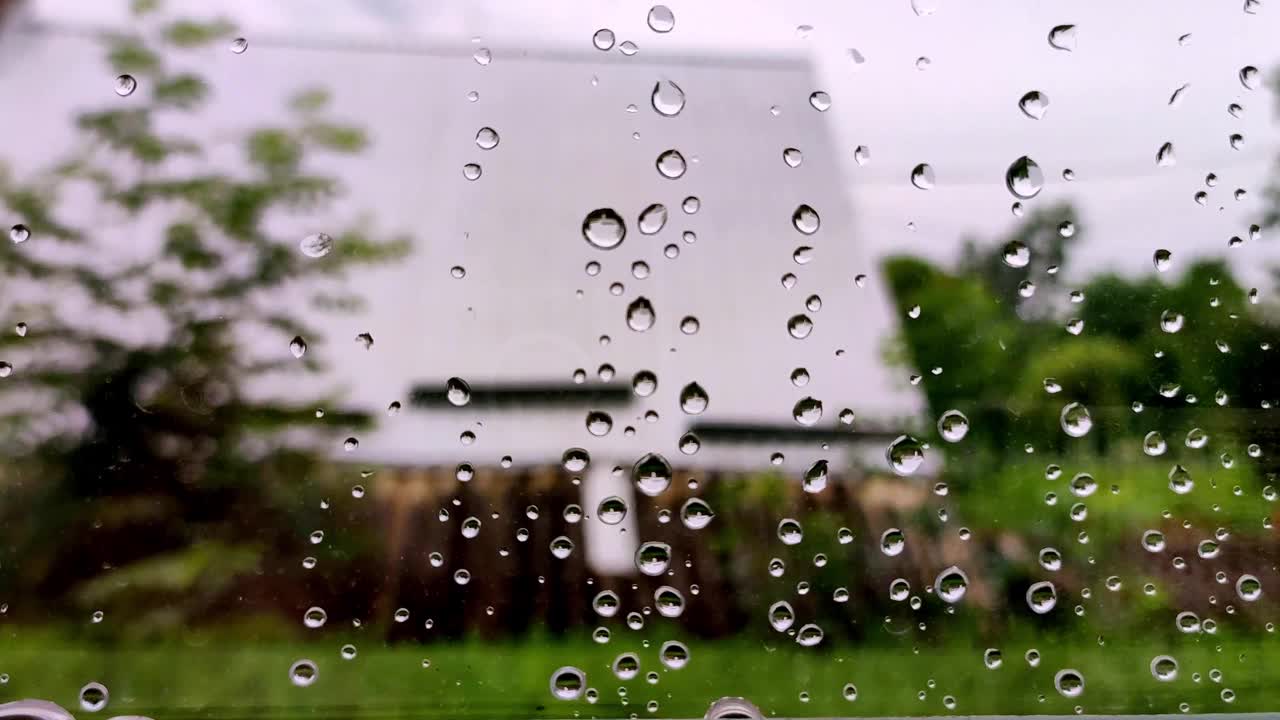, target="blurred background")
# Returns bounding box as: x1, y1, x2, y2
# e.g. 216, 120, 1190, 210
0, 0, 1278, 717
